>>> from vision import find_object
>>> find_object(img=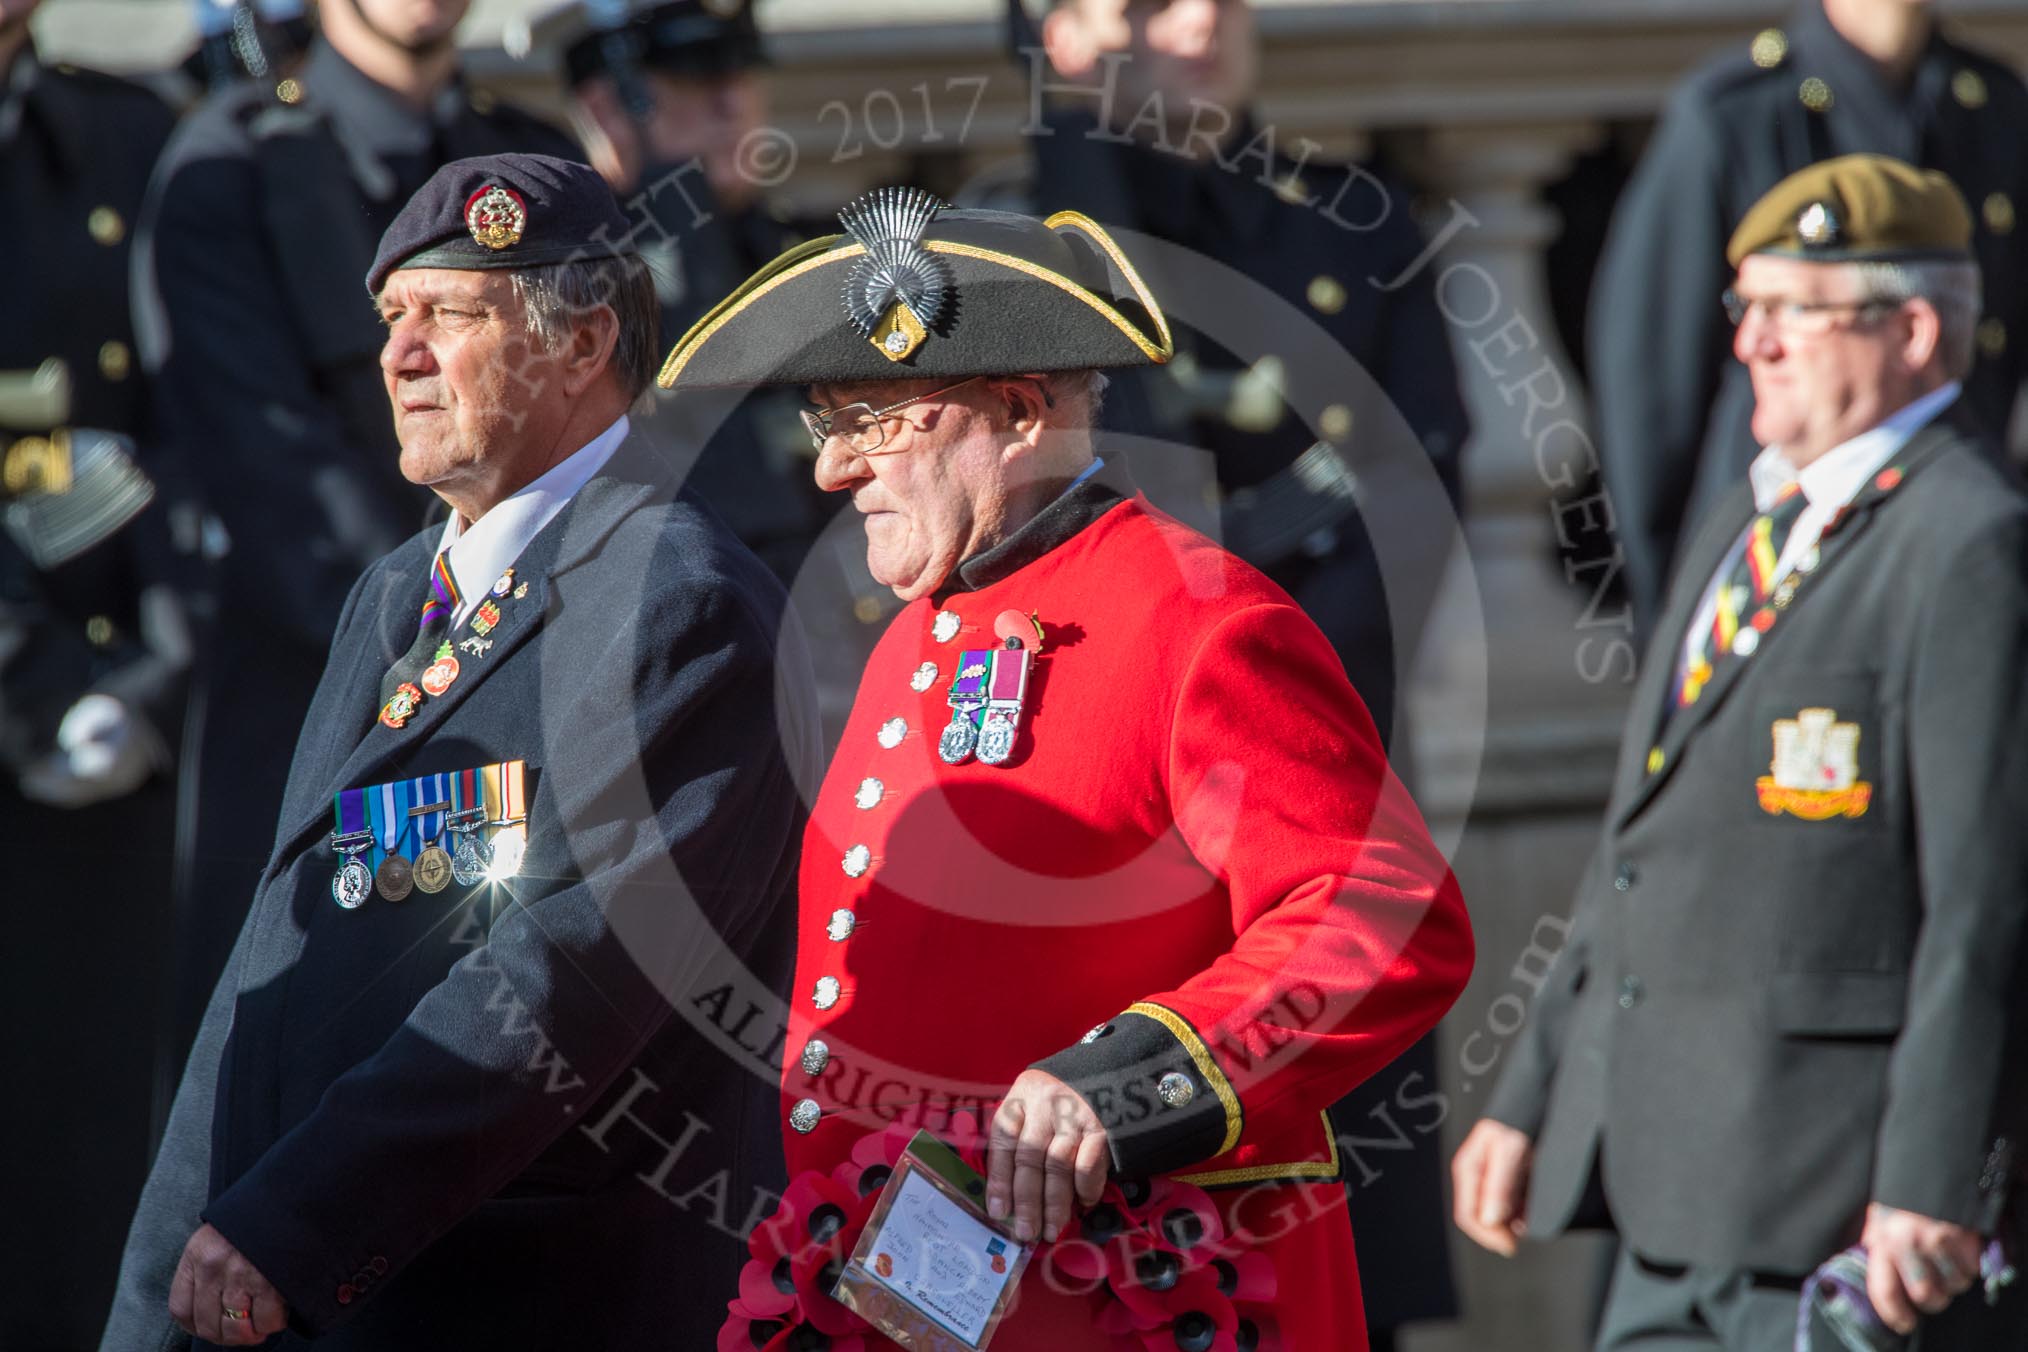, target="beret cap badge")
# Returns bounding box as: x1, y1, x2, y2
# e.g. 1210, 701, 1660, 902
1797, 200, 1842, 249
838, 187, 954, 363
464, 184, 528, 252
